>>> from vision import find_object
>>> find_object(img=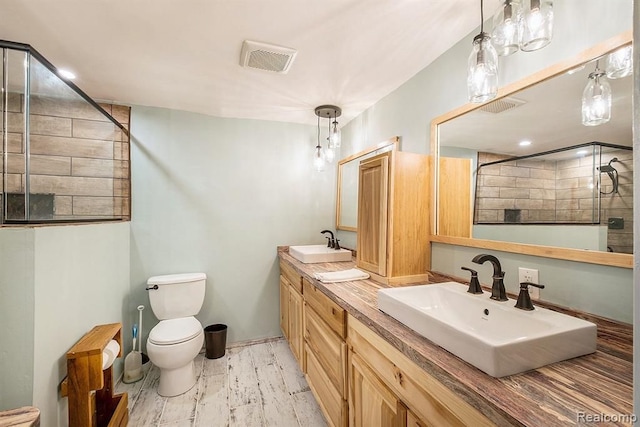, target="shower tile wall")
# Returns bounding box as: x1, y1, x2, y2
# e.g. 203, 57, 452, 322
476, 150, 633, 254
3, 93, 130, 220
